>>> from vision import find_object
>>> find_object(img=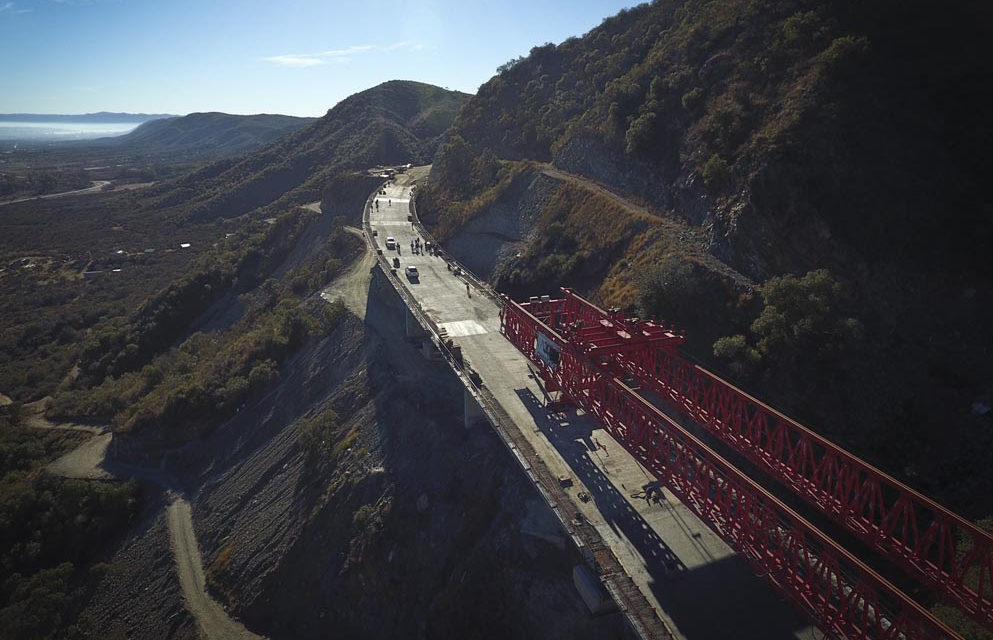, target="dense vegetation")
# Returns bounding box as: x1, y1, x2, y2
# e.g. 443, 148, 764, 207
0, 404, 140, 640
49, 214, 360, 437
0, 190, 214, 401
420, 0, 993, 568
432, 0, 992, 279
0, 169, 91, 198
